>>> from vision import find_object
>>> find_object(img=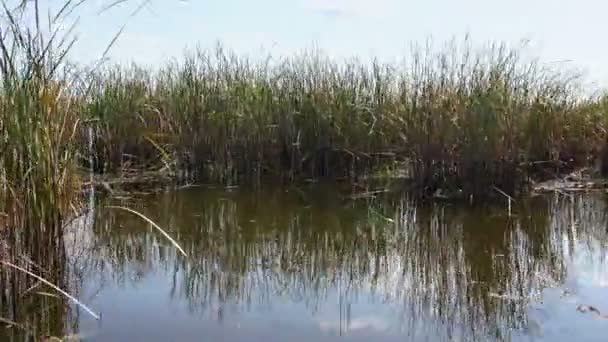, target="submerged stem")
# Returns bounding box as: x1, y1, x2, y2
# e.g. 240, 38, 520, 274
106, 205, 188, 257
0, 260, 100, 320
